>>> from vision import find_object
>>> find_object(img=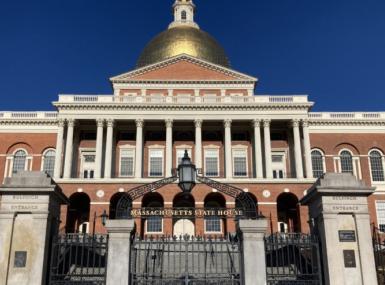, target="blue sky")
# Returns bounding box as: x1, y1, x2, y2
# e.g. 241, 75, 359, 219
0, 0, 384, 111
